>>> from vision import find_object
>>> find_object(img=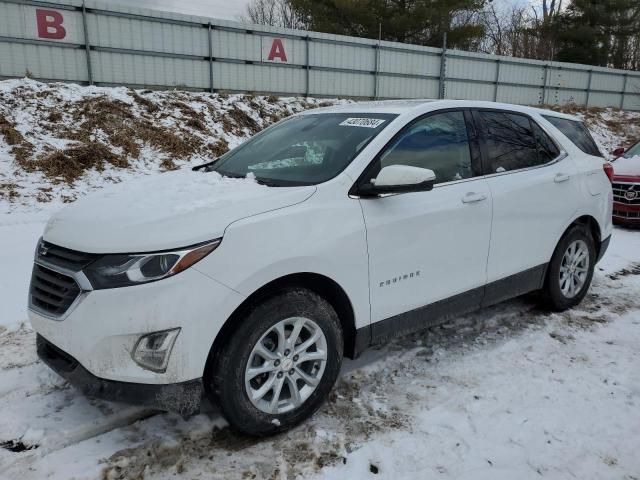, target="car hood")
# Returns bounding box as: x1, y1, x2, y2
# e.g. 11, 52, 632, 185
613, 155, 640, 179
43, 169, 316, 253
